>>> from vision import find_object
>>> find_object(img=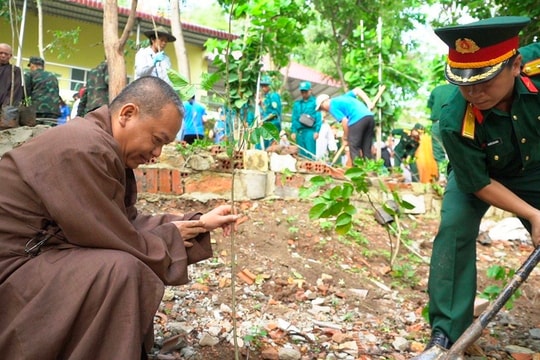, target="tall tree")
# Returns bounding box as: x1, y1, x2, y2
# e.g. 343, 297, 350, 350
103, 0, 138, 99
170, 0, 190, 79
433, 0, 539, 45
103, 0, 137, 99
